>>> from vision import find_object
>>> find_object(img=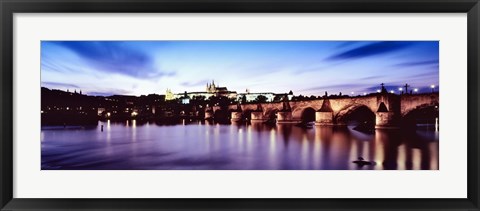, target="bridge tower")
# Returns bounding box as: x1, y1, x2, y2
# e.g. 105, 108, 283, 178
315, 92, 334, 125
277, 95, 293, 123
375, 83, 400, 129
